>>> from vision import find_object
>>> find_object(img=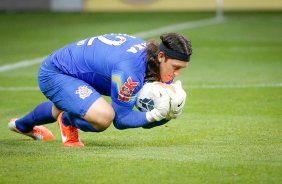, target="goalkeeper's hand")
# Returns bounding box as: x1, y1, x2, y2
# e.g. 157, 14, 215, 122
146, 85, 170, 122
166, 80, 187, 119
